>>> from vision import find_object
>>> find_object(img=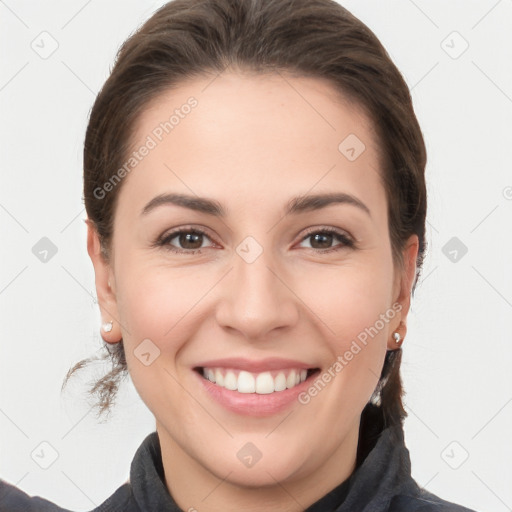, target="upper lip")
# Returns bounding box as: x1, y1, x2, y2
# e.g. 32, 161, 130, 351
194, 357, 317, 373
